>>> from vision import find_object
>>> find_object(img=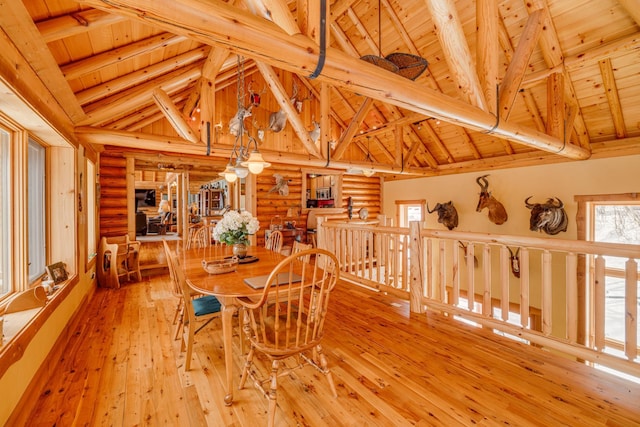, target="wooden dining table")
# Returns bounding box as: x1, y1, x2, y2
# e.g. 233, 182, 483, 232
178, 244, 287, 406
